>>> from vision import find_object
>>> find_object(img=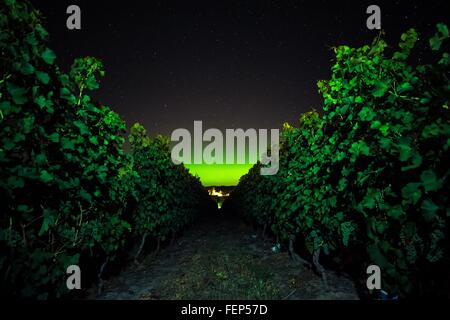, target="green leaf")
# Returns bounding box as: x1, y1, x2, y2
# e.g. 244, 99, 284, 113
17, 204, 31, 213
358, 107, 376, 121
61, 138, 75, 150
39, 170, 54, 183
421, 199, 439, 222
80, 189, 92, 202
429, 24, 448, 51
89, 136, 98, 145
397, 82, 412, 93
372, 80, 390, 97
35, 154, 47, 166
379, 137, 392, 150
34, 95, 46, 109
387, 205, 404, 220
350, 140, 370, 159
7, 83, 28, 105
398, 143, 413, 162
41, 48, 56, 65
439, 52, 450, 65
20, 62, 35, 75
401, 153, 422, 171
422, 123, 441, 138
370, 120, 381, 129
8, 176, 25, 188
379, 124, 389, 136
38, 210, 55, 236
402, 183, 422, 205
23, 116, 34, 133
48, 132, 59, 143
35, 71, 50, 84
437, 23, 449, 38
341, 221, 356, 246
86, 75, 100, 90
430, 36, 442, 51
74, 120, 89, 135
25, 33, 39, 46
13, 132, 25, 143
338, 178, 347, 192
420, 170, 442, 192
360, 188, 380, 209
35, 24, 49, 39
